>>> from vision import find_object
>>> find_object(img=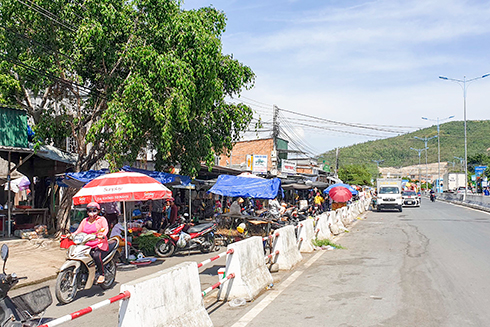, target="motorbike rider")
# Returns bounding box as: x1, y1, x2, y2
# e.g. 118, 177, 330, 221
72, 201, 109, 284
430, 188, 436, 200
